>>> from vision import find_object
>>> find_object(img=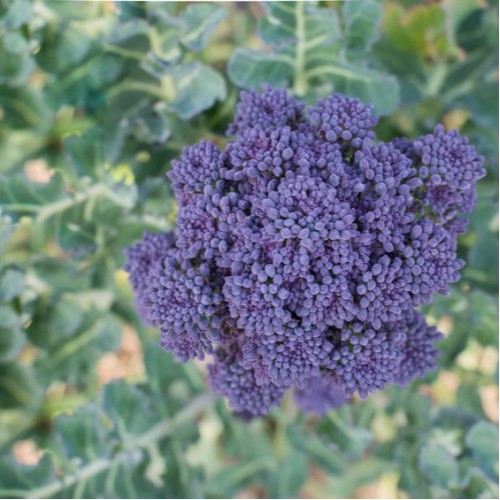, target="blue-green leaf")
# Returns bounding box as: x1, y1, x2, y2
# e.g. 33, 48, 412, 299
418, 444, 459, 488
179, 3, 227, 52
169, 62, 226, 120
0, 268, 24, 302
228, 48, 293, 89
228, 1, 399, 114
287, 424, 344, 475
465, 421, 499, 480
342, 0, 383, 57
269, 452, 308, 499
